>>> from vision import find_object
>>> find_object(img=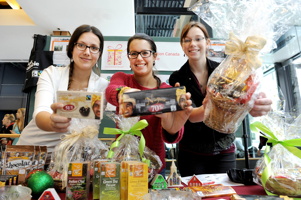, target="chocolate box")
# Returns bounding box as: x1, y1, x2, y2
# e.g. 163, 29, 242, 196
57, 91, 104, 120
121, 86, 186, 117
